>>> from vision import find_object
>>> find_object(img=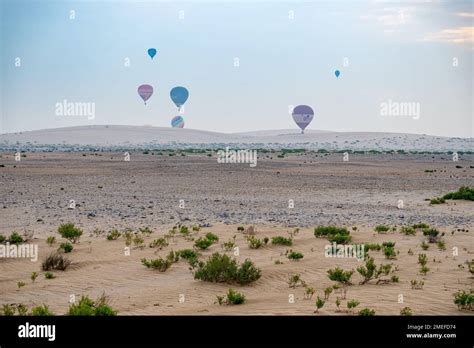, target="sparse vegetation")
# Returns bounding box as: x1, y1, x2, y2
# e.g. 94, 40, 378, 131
246, 235, 264, 249
347, 299, 360, 312
106, 229, 121, 241
437, 240, 446, 251
453, 289, 473, 311
17, 281, 26, 289
216, 288, 246, 305
400, 226, 416, 235
288, 273, 305, 288
59, 242, 73, 253
287, 251, 304, 261
149, 238, 168, 249
221, 236, 236, 251
31, 305, 54, 316
443, 186, 474, 201
314, 296, 325, 313
400, 307, 413, 316
304, 287, 315, 300
67, 294, 117, 316
271, 236, 293, 246
410, 279, 424, 289
141, 257, 171, 272
194, 237, 214, 250
358, 308, 375, 316
58, 223, 83, 243
8, 232, 24, 244
41, 252, 71, 271
193, 252, 261, 285
44, 272, 55, 279
374, 225, 390, 233
423, 228, 440, 243
31, 272, 38, 283
46, 236, 56, 246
